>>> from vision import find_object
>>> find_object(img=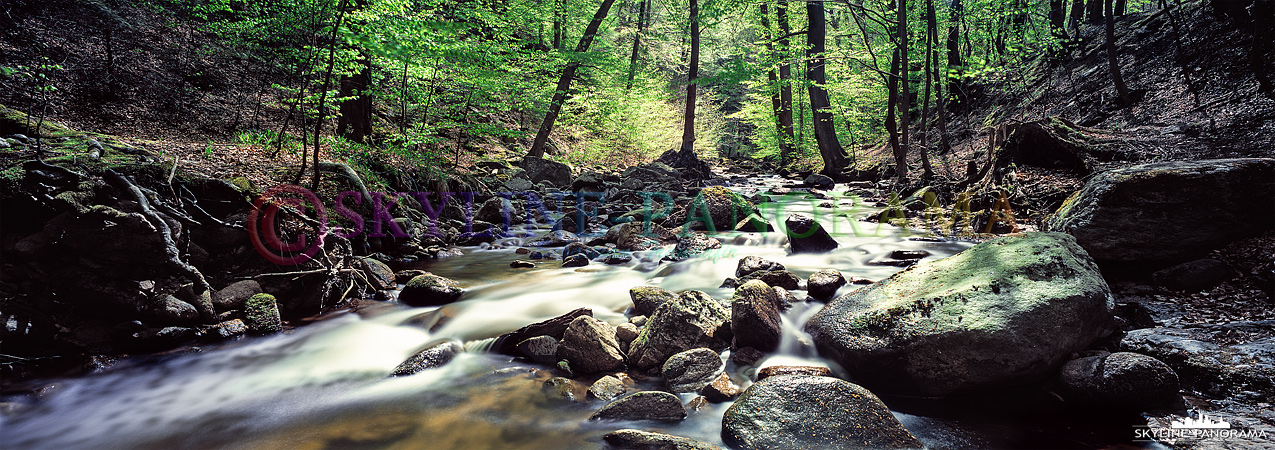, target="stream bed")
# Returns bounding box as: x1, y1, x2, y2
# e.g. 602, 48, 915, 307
0, 178, 1165, 449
